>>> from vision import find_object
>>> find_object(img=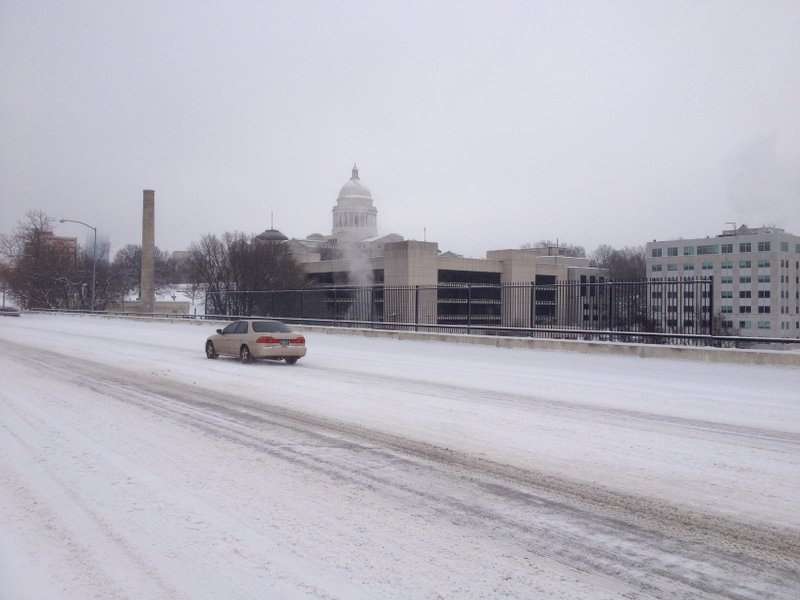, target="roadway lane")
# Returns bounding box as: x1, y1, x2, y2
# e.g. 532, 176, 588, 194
1, 314, 799, 599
